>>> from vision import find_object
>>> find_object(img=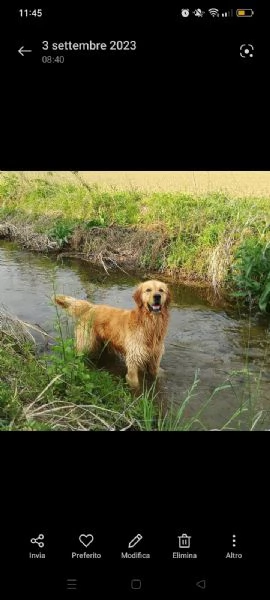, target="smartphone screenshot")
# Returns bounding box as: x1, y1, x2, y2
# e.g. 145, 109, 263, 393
1, 4, 268, 596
